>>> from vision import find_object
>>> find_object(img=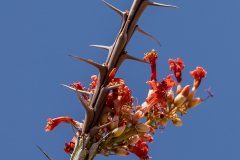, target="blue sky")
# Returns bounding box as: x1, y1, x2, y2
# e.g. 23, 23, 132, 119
0, 0, 239, 160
